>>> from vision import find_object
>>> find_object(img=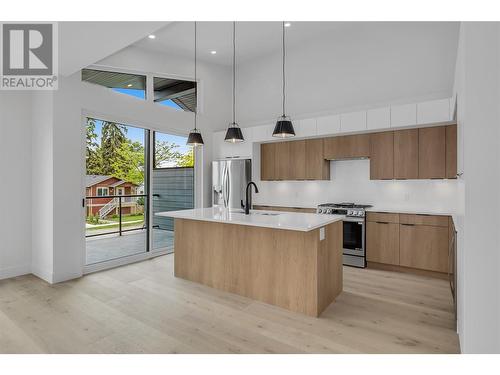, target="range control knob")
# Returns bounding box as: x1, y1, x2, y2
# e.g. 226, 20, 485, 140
326, 209, 332, 214
318, 209, 323, 214
347, 209, 353, 216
